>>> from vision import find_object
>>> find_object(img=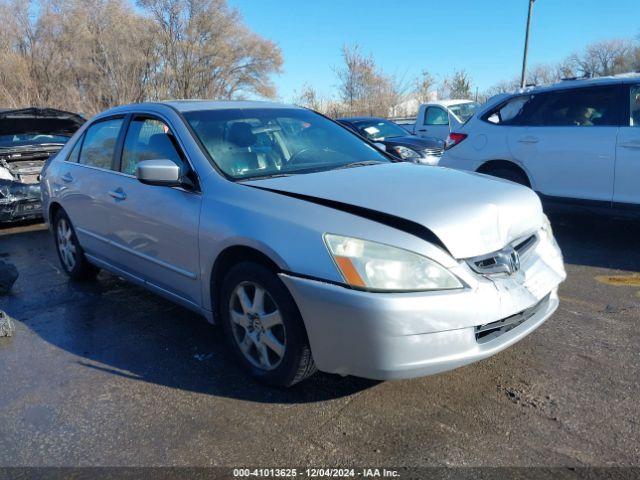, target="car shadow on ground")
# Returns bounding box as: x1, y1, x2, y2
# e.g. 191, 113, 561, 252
549, 213, 640, 272
2, 213, 638, 405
